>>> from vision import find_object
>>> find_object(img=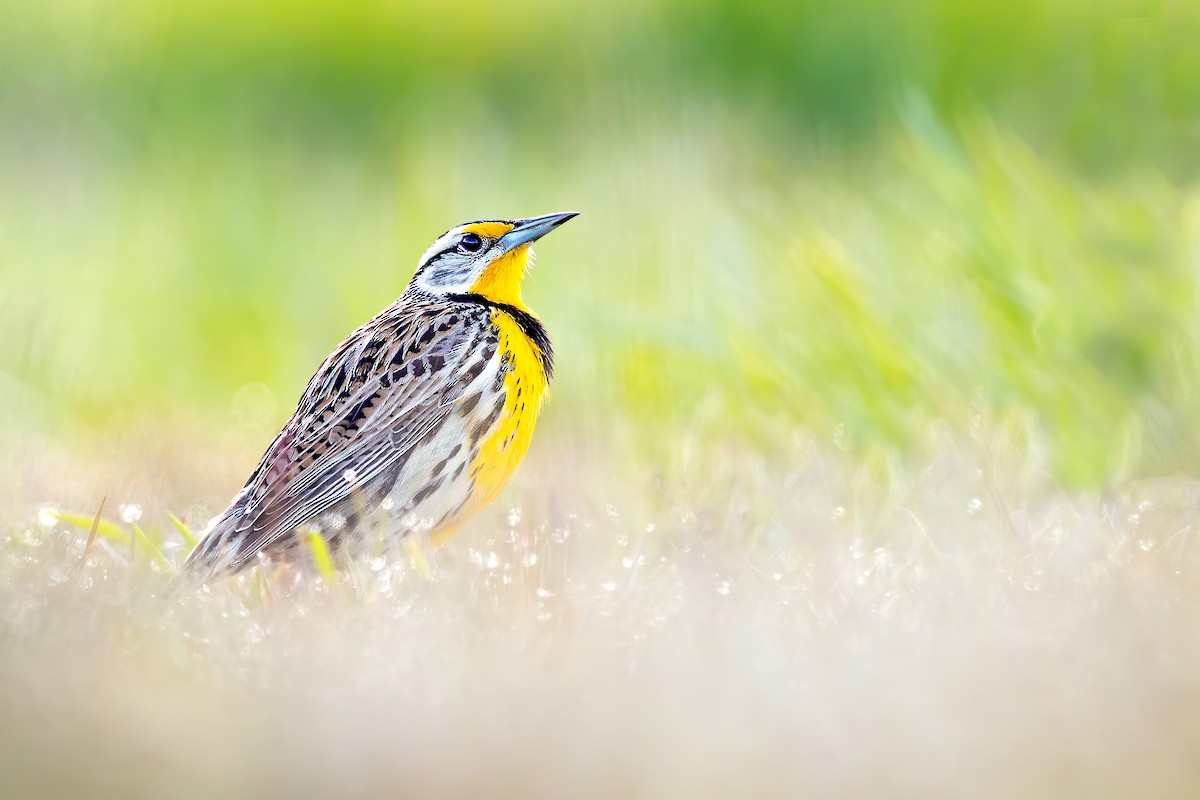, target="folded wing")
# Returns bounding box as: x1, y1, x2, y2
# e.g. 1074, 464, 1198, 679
182, 301, 486, 578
